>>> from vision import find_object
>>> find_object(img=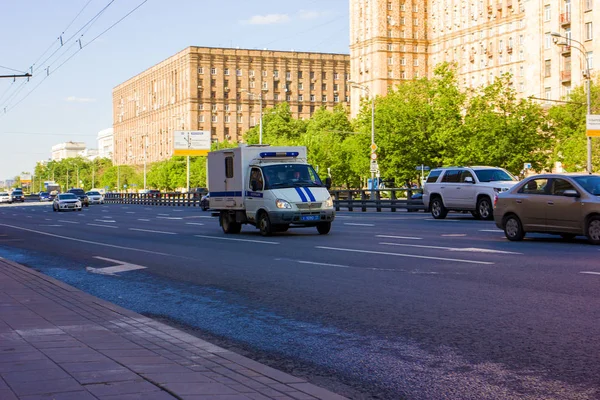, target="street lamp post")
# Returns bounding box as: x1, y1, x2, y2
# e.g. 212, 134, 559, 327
142, 135, 148, 190
349, 81, 377, 196
552, 32, 593, 173
241, 89, 266, 144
